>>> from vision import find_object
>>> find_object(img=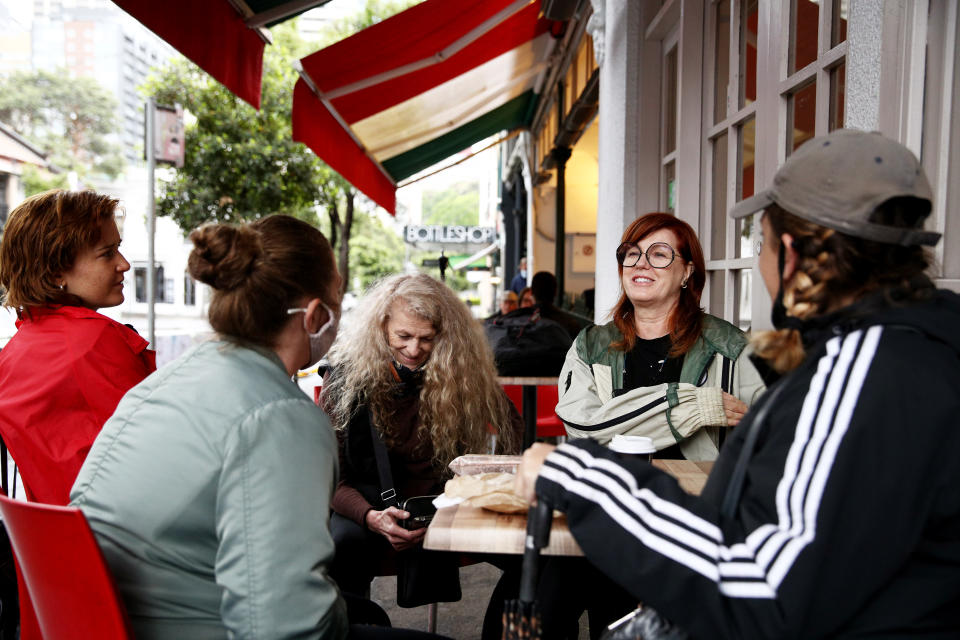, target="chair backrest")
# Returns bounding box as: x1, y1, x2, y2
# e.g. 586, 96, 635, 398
534, 385, 566, 437
0, 494, 132, 640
